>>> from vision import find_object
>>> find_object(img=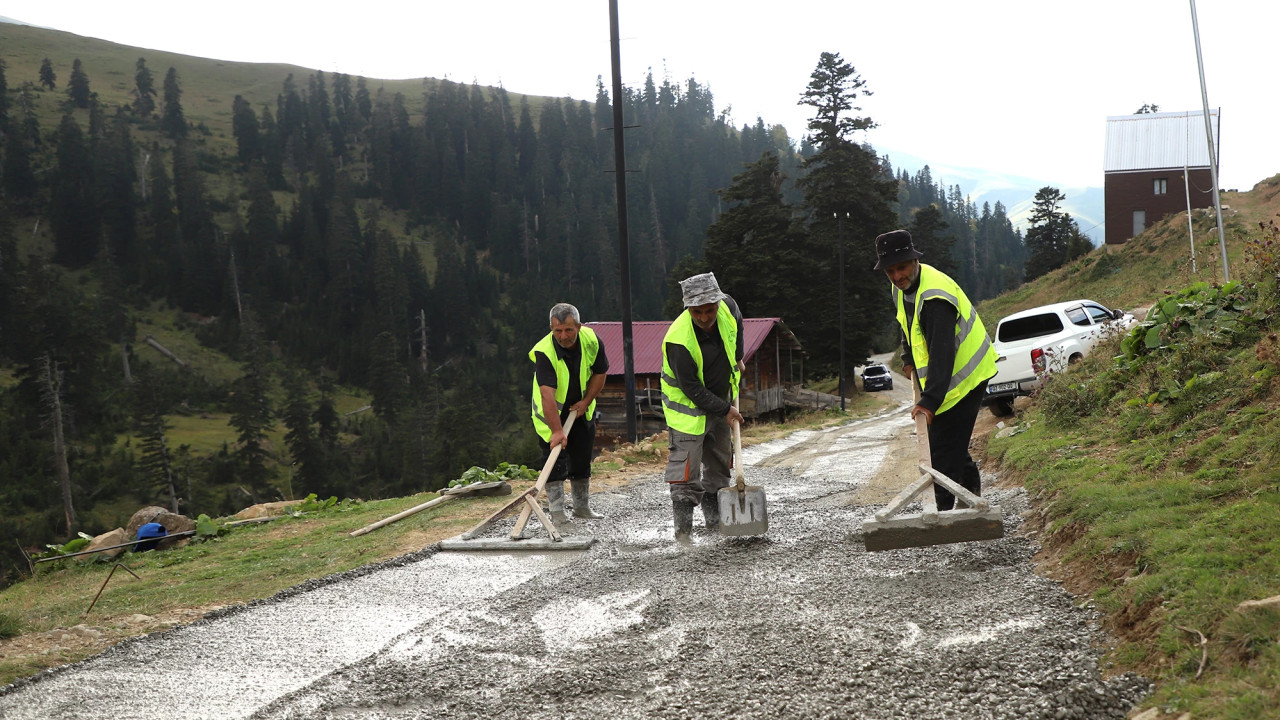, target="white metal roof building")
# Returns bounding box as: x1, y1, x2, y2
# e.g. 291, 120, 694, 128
1104, 109, 1220, 174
